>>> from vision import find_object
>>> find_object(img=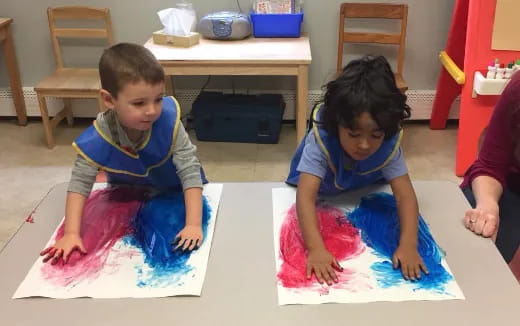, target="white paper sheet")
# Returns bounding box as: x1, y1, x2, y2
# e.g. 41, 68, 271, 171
13, 183, 223, 299
272, 187, 465, 305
